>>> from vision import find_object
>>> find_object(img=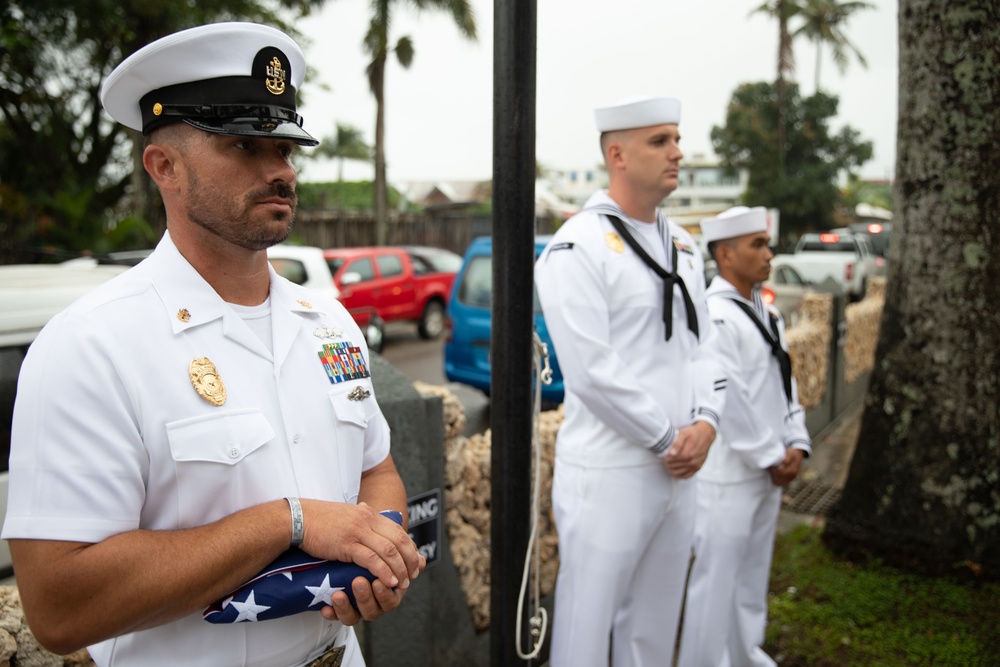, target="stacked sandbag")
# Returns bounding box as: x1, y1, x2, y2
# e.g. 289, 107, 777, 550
412, 381, 467, 440
0, 586, 94, 666
844, 277, 886, 384
422, 380, 562, 632
785, 292, 834, 411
